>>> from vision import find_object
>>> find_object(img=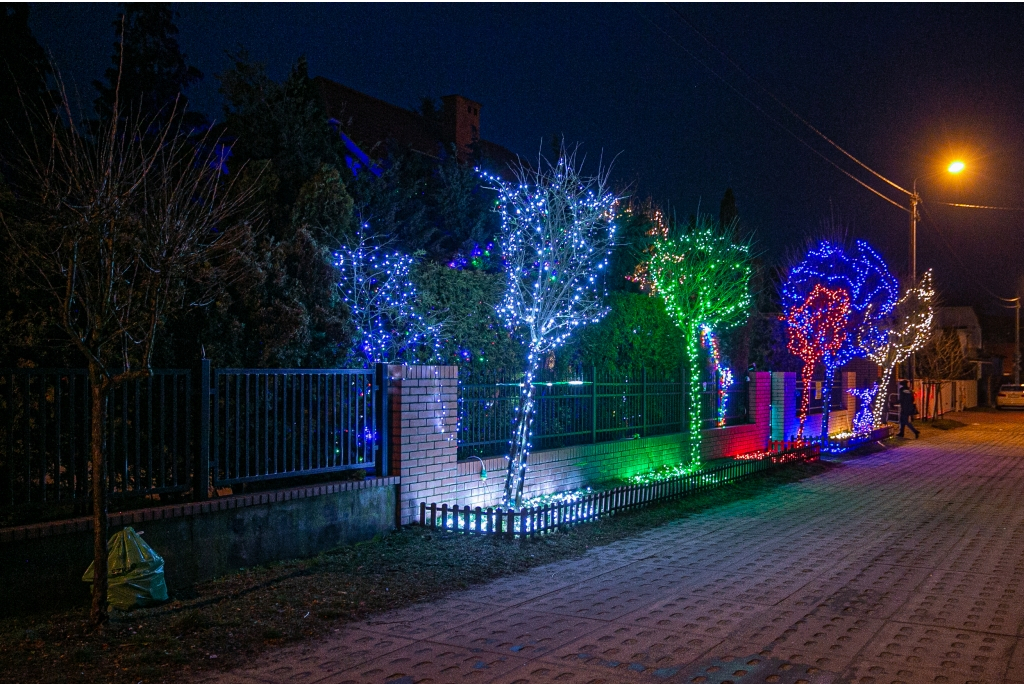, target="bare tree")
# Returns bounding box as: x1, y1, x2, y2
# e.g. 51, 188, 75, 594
917, 328, 968, 381
487, 146, 617, 507
1, 85, 261, 626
